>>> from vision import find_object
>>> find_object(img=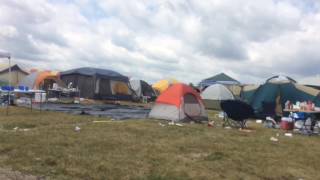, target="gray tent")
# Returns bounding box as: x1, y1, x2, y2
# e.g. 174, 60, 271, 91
201, 84, 235, 110
198, 73, 240, 90
129, 79, 157, 101
60, 67, 132, 100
